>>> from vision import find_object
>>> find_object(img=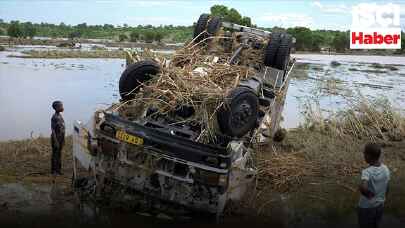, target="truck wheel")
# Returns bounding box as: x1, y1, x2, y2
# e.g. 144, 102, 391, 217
193, 14, 210, 43
274, 34, 292, 70
217, 87, 259, 137
264, 32, 281, 67
119, 60, 160, 100
207, 16, 221, 36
